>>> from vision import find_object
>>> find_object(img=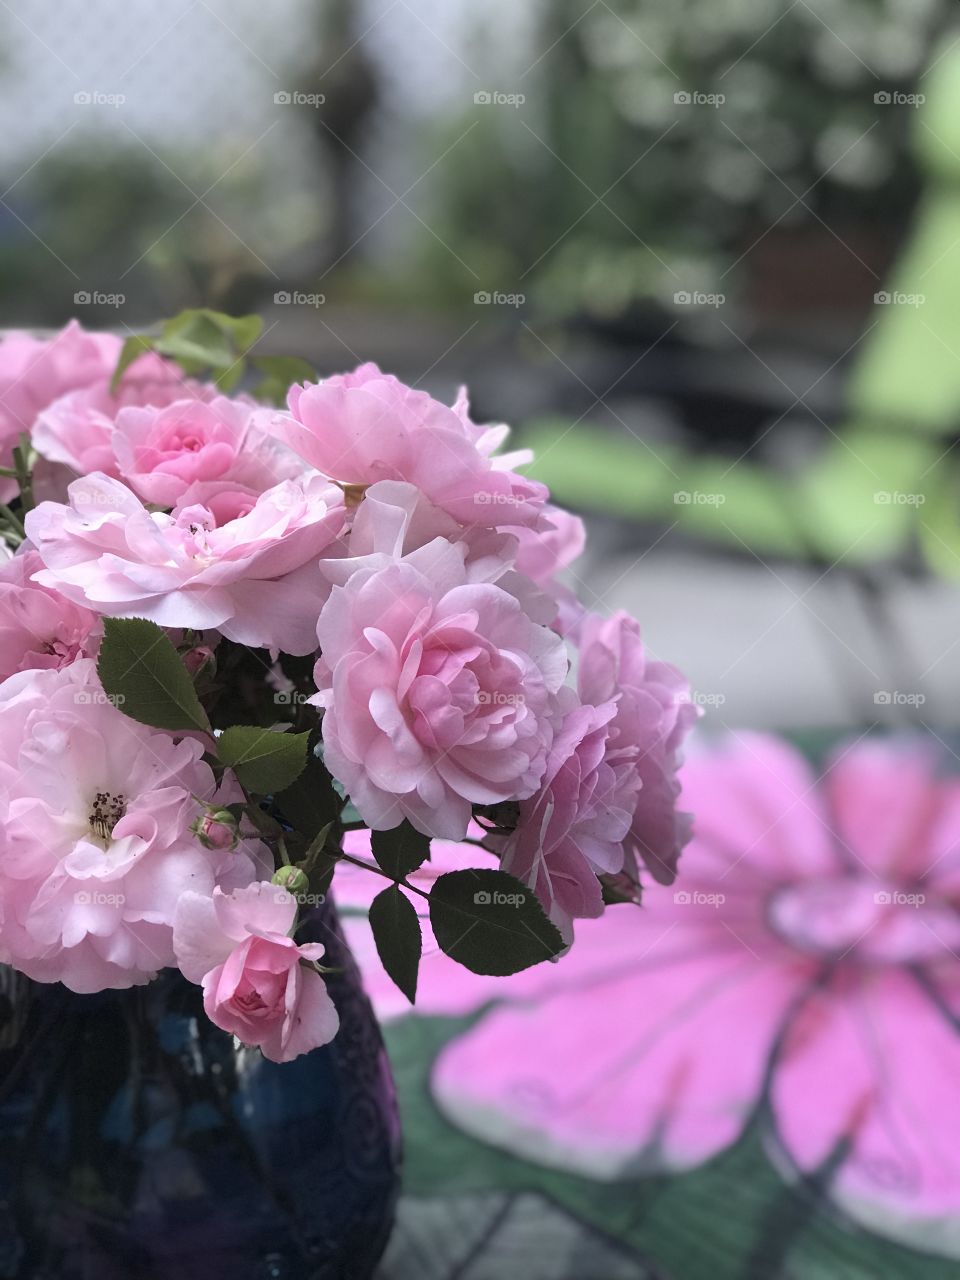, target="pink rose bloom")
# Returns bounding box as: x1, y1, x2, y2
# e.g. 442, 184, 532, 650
271, 363, 548, 529
0, 547, 100, 680
577, 611, 698, 885
113, 396, 304, 506
174, 882, 339, 1063
314, 538, 568, 838
0, 321, 120, 498
431, 735, 960, 1255
0, 660, 267, 993
495, 693, 641, 944
32, 351, 211, 478
25, 471, 348, 654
